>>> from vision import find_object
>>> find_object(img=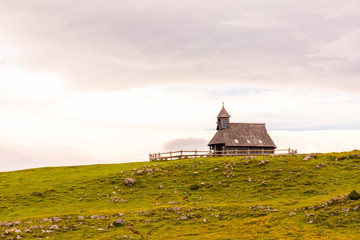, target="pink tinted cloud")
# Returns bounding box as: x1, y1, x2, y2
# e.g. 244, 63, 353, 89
0, 0, 359, 92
